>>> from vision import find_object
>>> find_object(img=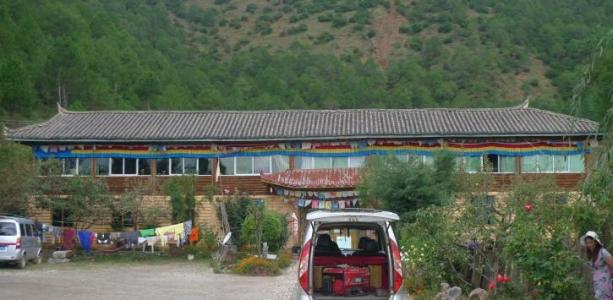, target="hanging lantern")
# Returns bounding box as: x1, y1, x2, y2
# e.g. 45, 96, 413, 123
504, 274, 510, 283
488, 281, 496, 290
